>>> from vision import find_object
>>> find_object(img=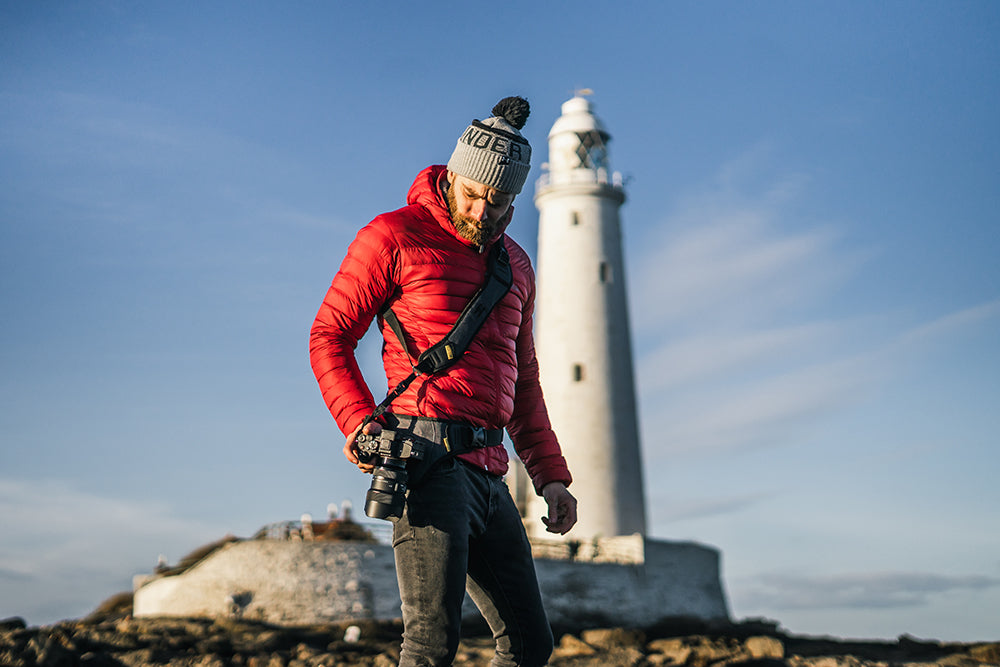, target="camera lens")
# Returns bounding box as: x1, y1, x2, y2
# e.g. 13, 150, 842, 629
364, 458, 408, 519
